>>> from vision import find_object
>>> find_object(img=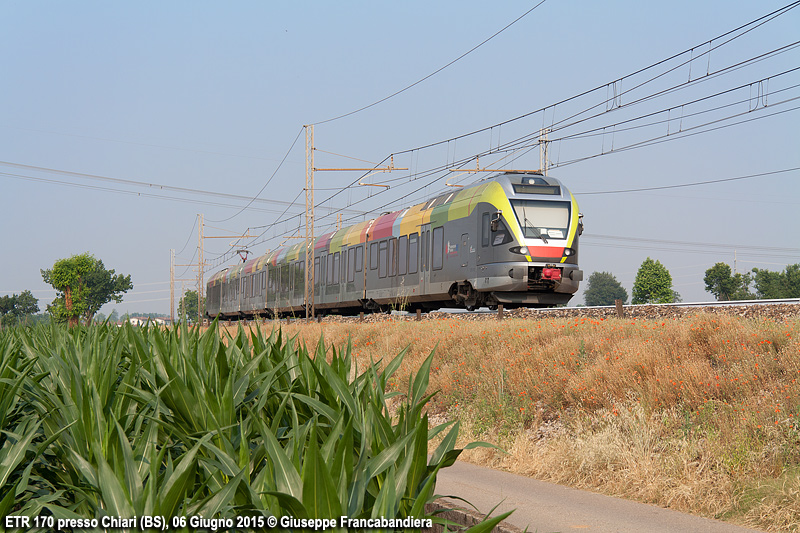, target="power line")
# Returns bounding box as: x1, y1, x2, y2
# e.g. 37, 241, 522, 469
207, 126, 305, 223
311, 0, 548, 125
553, 103, 800, 168
204, 2, 800, 268
1, 124, 293, 163
176, 215, 198, 256
549, 69, 800, 145
379, 1, 800, 158
0, 160, 306, 211
575, 167, 800, 195
292, 7, 800, 231
583, 233, 800, 254
482, 47, 800, 164
0, 172, 292, 214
